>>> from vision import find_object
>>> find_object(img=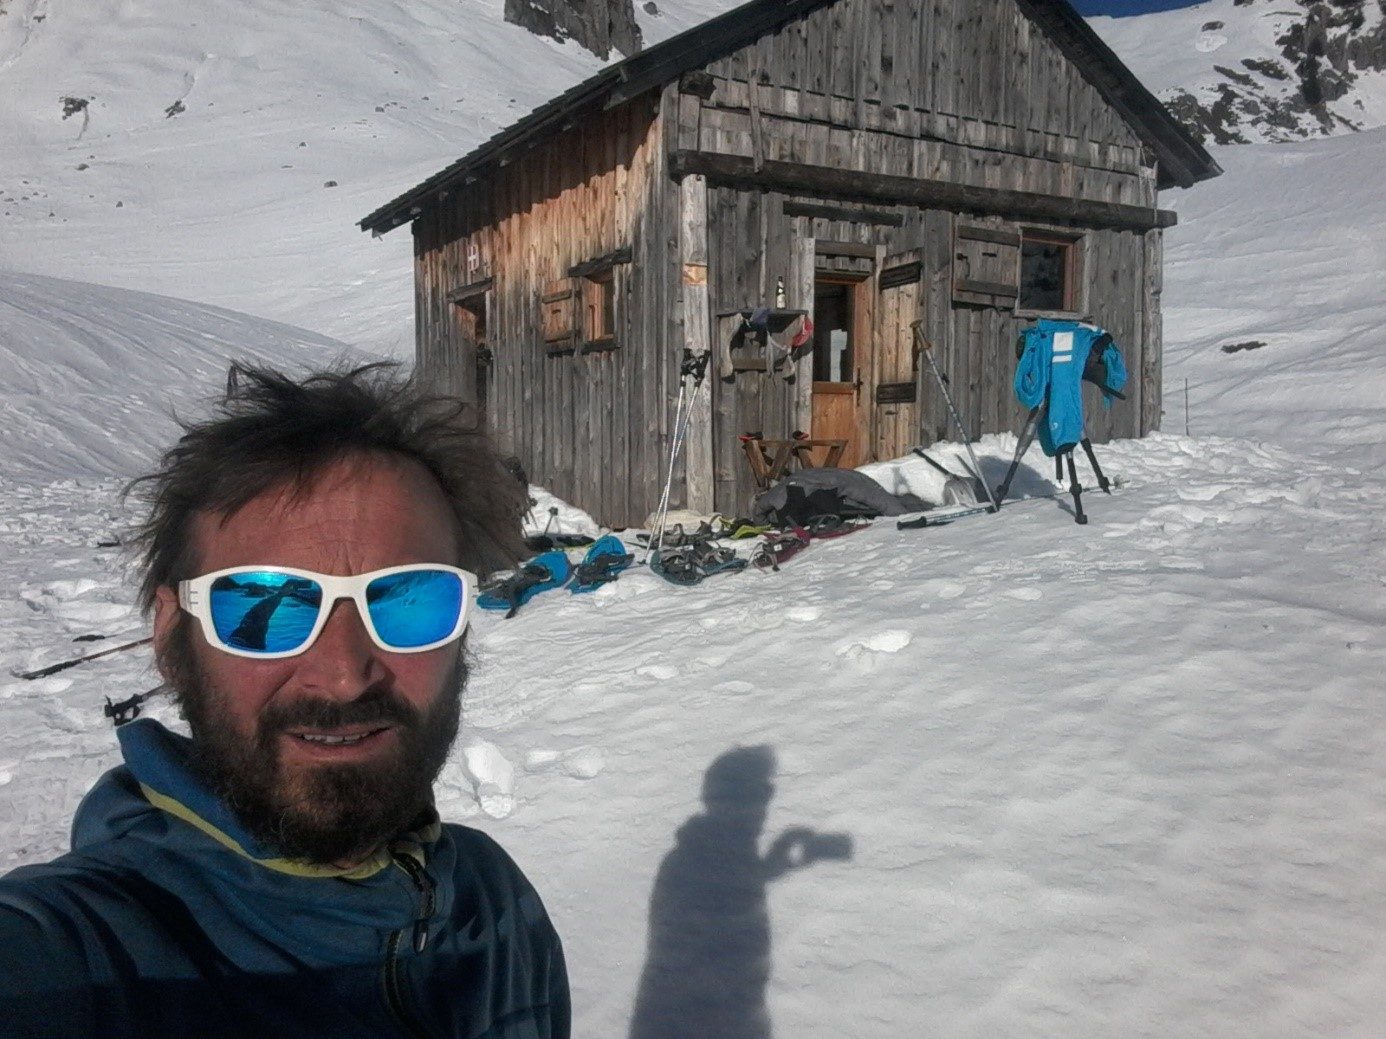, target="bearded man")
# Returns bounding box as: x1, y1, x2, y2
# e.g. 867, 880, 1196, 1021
0, 365, 569, 1039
